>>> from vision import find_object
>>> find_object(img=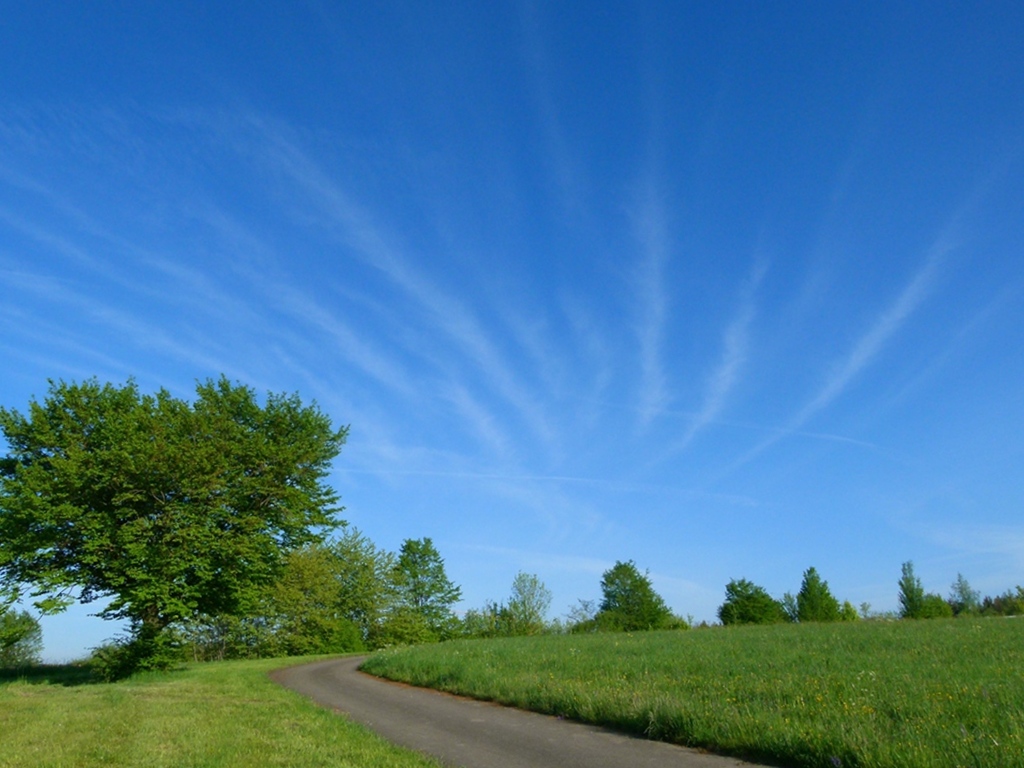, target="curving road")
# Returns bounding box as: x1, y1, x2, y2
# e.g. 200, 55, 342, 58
270, 656, 763, 768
